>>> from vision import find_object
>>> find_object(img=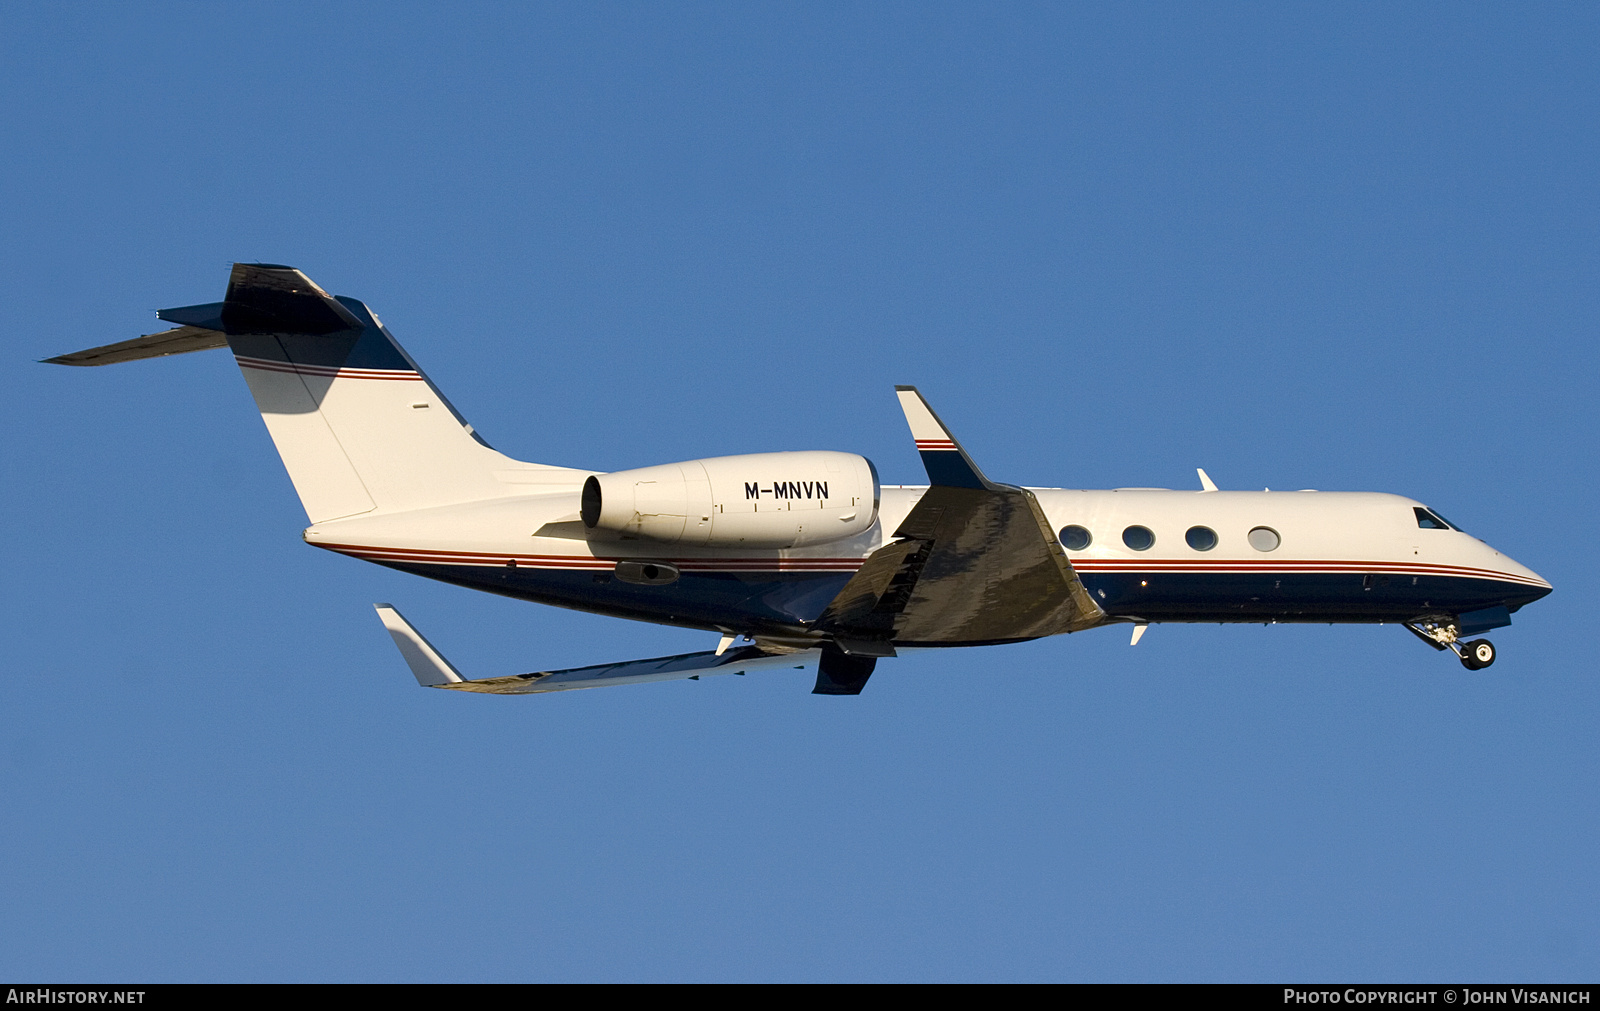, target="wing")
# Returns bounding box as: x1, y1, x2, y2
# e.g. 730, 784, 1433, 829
813, 387, 1105, 647
374, 605, 815, 694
